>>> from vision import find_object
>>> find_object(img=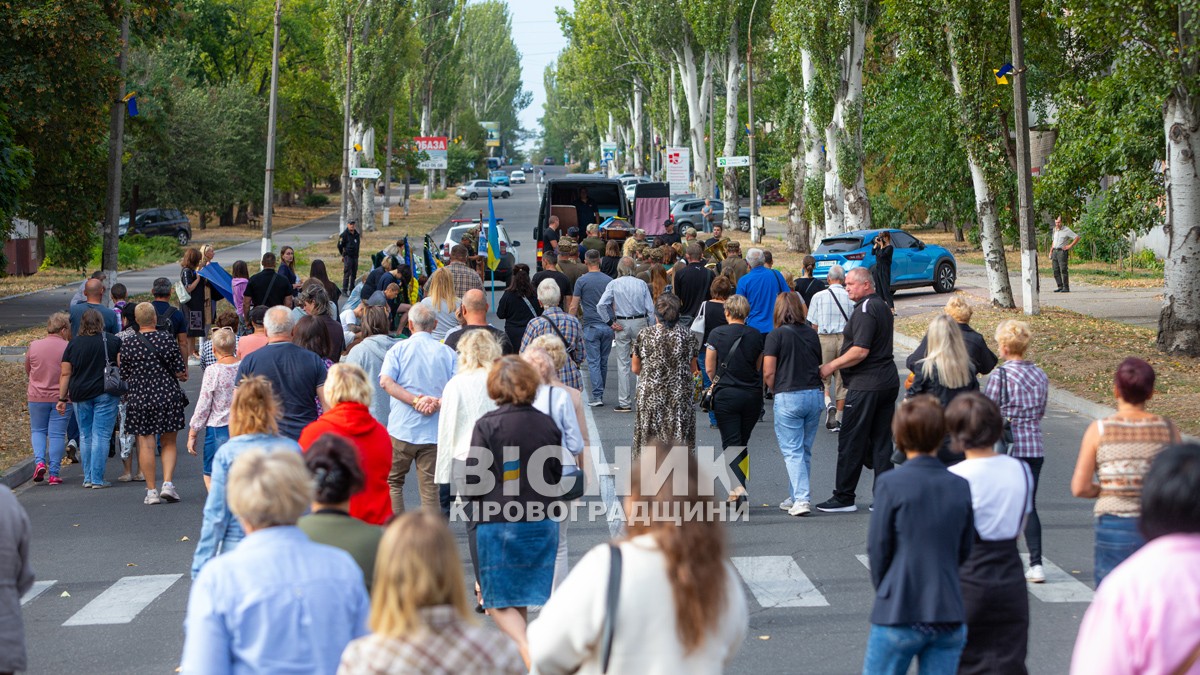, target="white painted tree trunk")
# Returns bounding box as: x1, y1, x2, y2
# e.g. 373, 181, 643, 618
722, 24, 742, 230
948, 41, 1015, 308
356, 124, 377, 231
1157, 91, 1200, 355
823, 123, 845, 237
632, 79, 645, 176
840, 17, 871, 231
421, 90, 433, 200
802, 50, 825, 249
348, 122, 363, 228
669, 69, 683, 147
786, 150, 809, 252
676, 41, 713, 197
